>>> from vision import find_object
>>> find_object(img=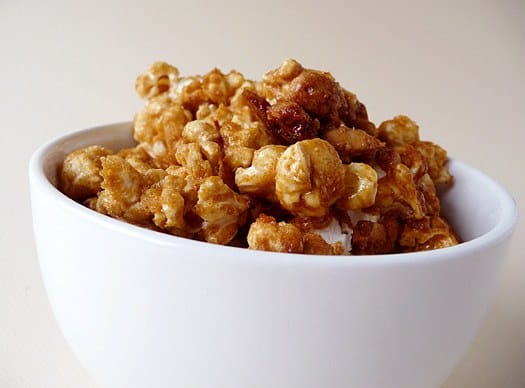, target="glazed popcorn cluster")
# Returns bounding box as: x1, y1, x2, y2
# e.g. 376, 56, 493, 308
59, 59, 459, 254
